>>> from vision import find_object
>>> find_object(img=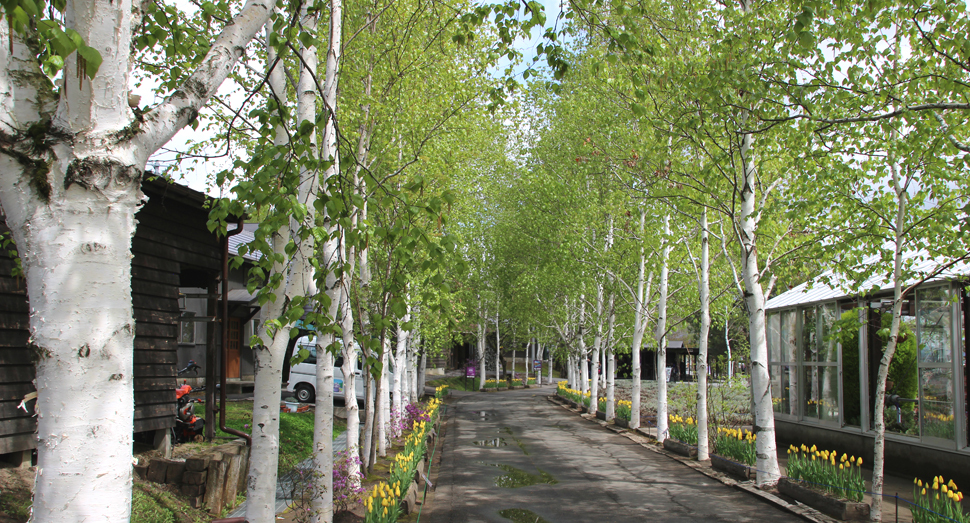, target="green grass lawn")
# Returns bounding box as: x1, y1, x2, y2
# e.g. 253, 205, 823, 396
125, 401, 347, 523
427, 376, 480, 391
195, 401, 346, 474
